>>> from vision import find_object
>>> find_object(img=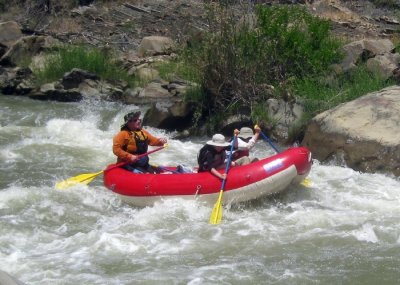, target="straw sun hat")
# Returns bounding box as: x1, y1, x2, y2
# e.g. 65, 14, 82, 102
206, 134, 230, 147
